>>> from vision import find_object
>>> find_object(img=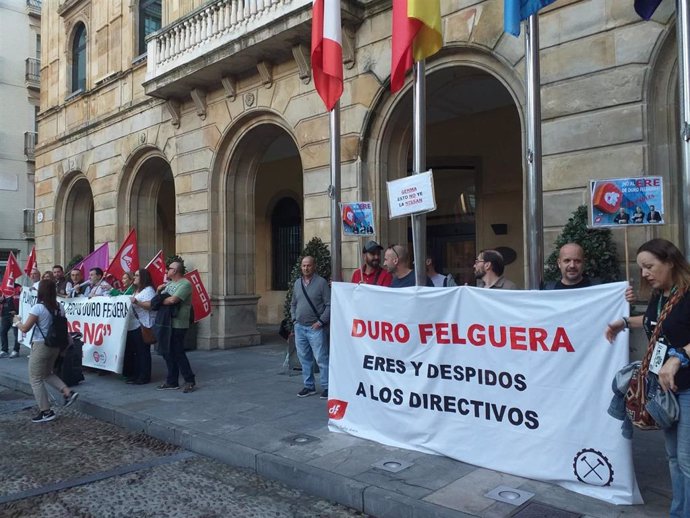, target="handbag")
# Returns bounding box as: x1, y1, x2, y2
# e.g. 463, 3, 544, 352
132, 296, 157, 345
625, 288, 683, 430
278, 318, 291, 341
